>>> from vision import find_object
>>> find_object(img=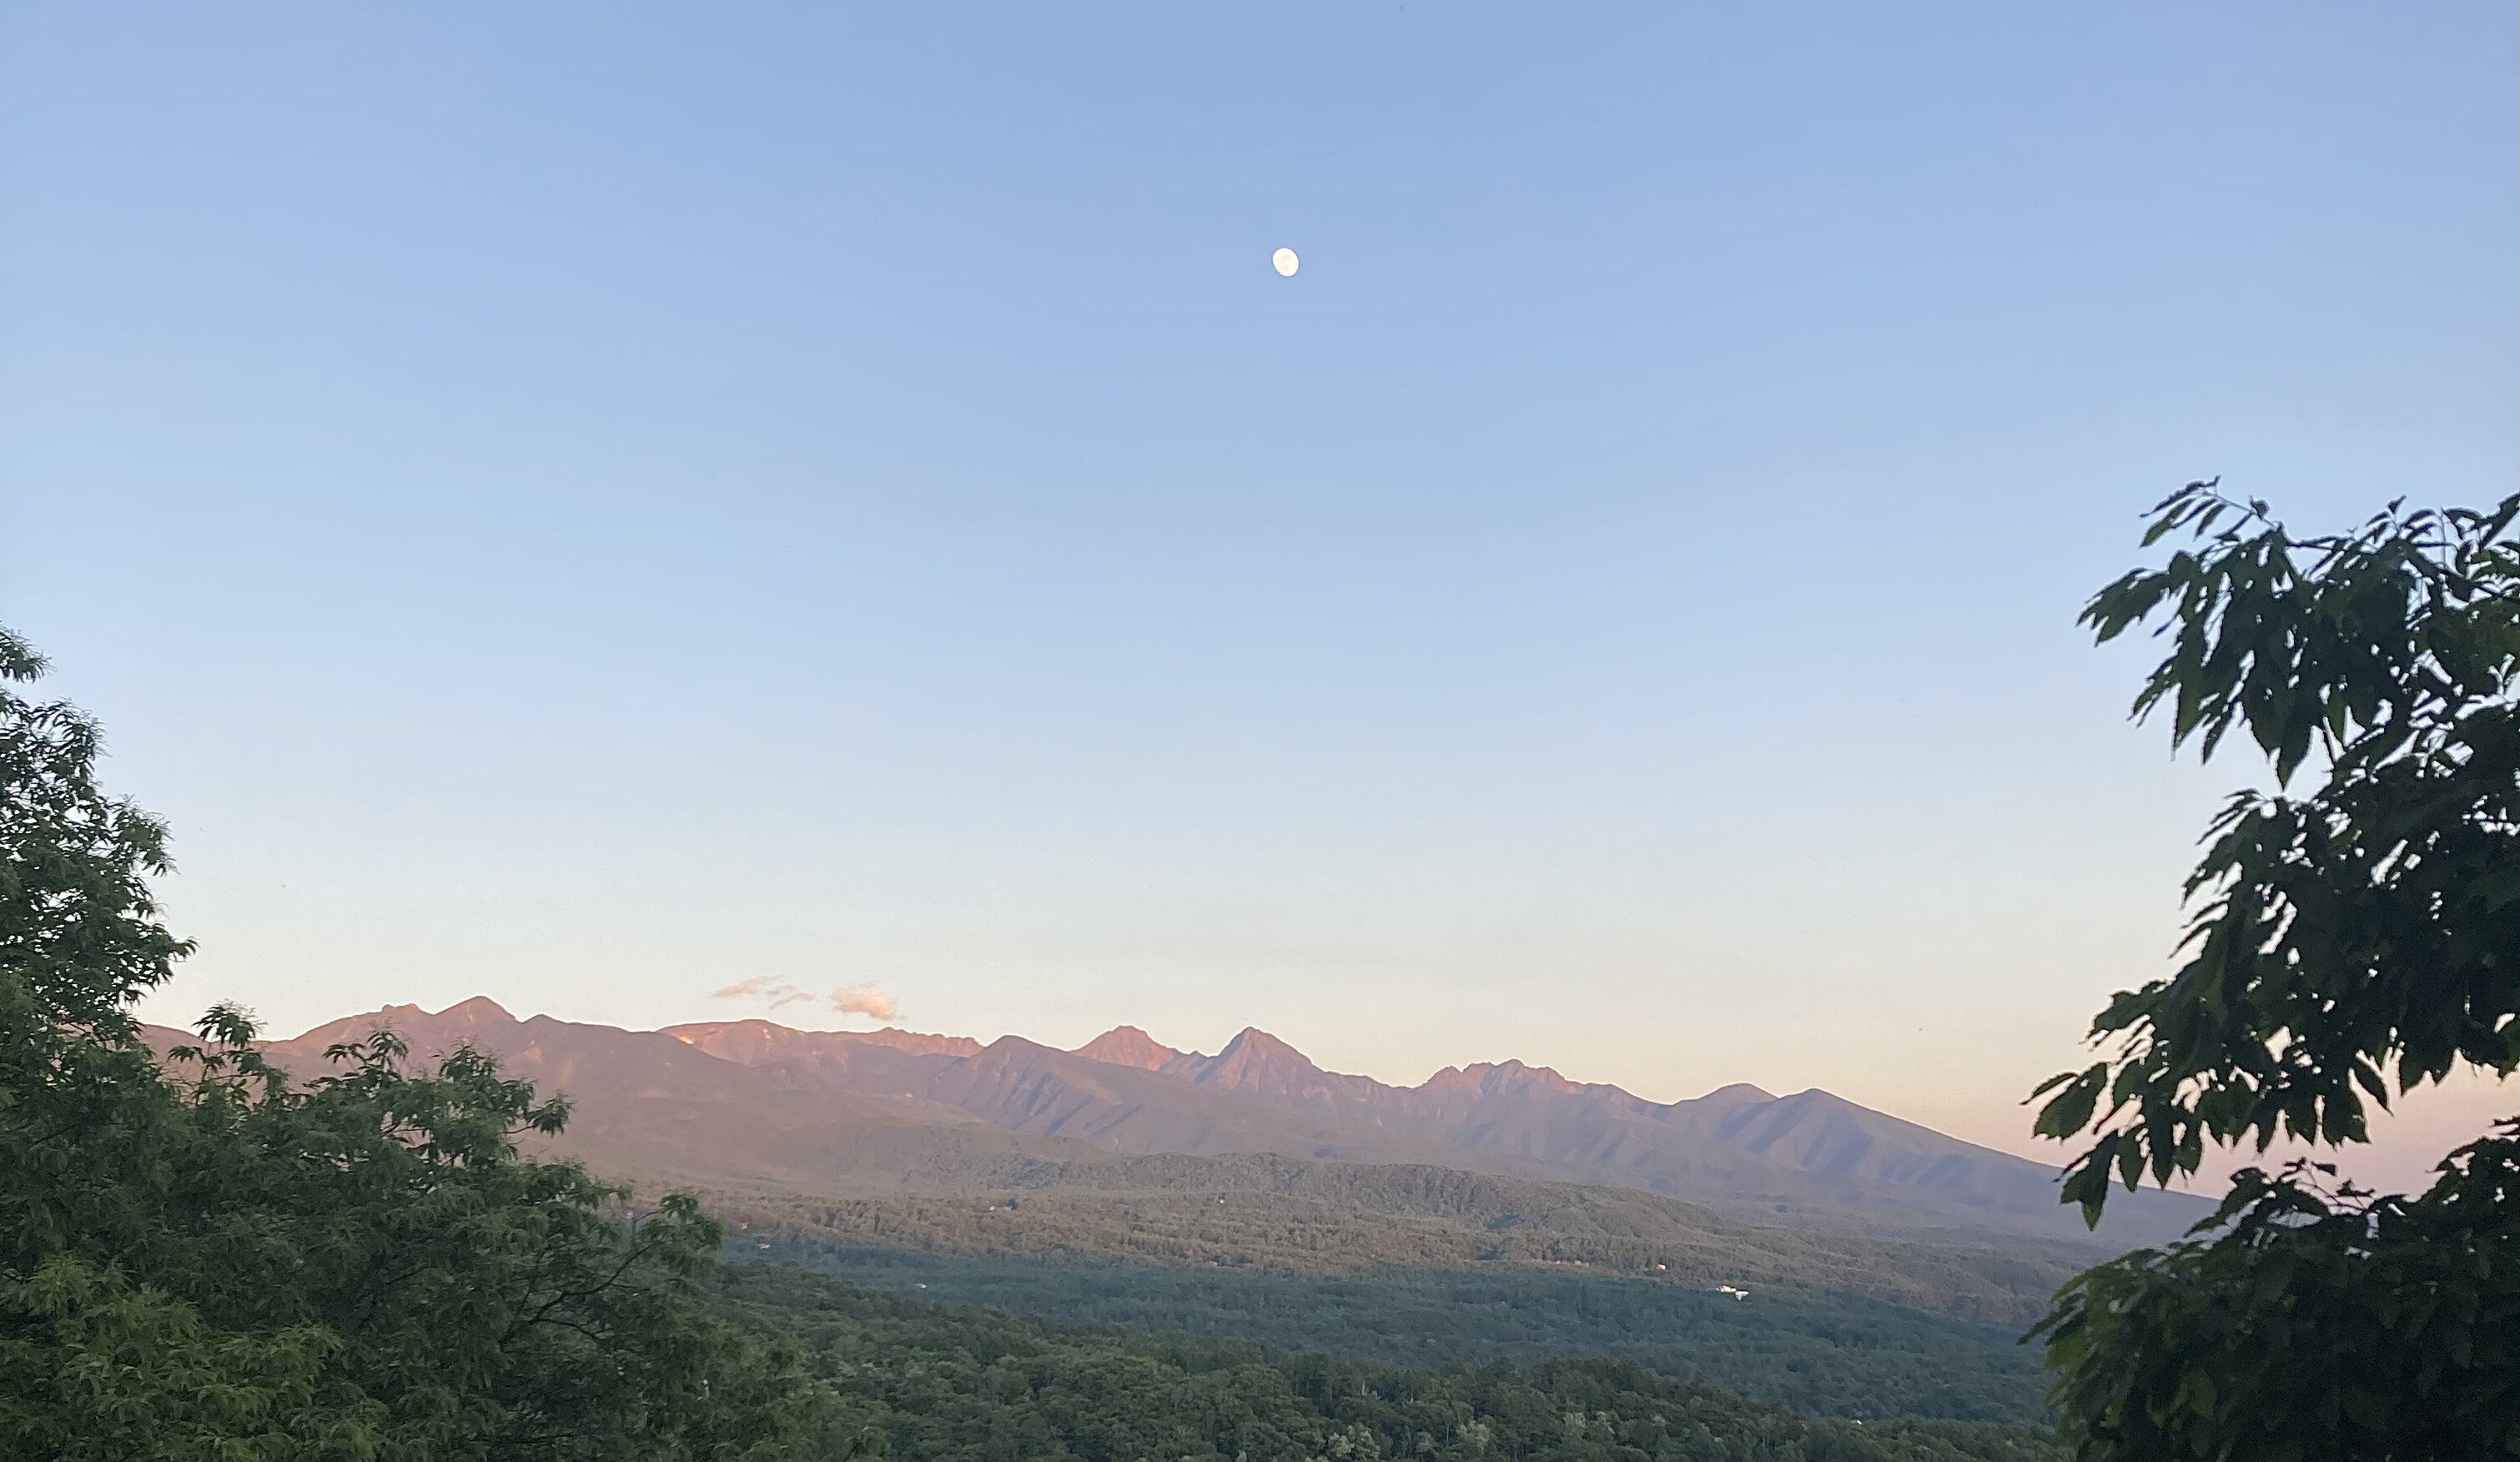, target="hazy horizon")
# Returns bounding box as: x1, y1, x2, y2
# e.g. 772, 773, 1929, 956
229, 987, 2512, 1198
6, 3, 2512, 1199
